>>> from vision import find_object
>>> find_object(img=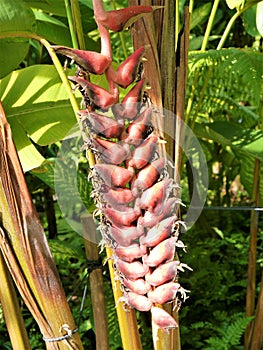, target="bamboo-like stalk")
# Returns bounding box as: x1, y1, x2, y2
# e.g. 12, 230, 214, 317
0, 250, 32, 350
0, 101, 83, 350
70, 0, 86, 50
64, 0, 79, 49
248, 270, 263, 349
245, 158, 261, 349
81, 214, 110, 350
